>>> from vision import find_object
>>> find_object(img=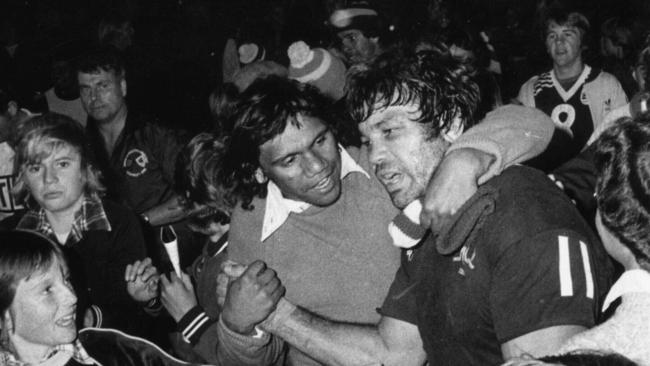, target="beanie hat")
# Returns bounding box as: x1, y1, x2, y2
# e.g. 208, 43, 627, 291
232, 60, 288, 92
329, 3, 381, 35
388, 200, 428, 248
238, 43, 266, 65
287, 41, 347, 101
